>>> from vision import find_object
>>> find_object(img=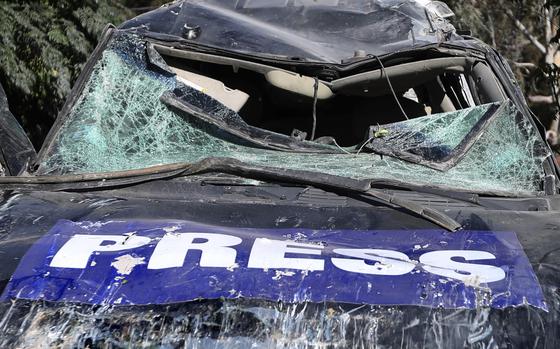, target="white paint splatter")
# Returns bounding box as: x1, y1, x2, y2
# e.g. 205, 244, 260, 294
463, 275, 484, 288
227, 263, 239, 272
163, 226, 181, 234
272, 270, 296, 280
111, 255, 146, 275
